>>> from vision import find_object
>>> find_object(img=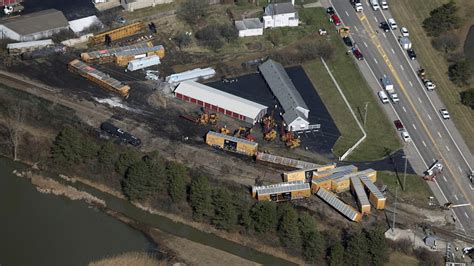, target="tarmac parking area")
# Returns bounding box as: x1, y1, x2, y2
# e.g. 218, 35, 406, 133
208, 66, 341, 157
